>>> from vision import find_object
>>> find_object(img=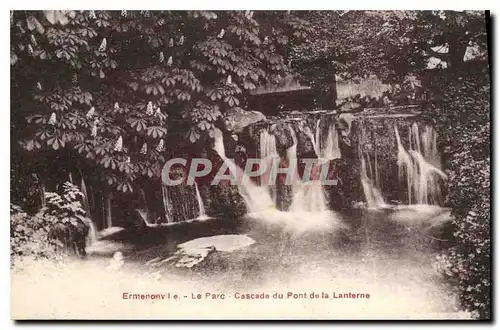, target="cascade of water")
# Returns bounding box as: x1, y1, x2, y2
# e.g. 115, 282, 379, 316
81, 177, 98, 245
395, 124, 447, 205
105, 195, 112, 228
315, 118, 321, 157
194, 181, 210, 220
305, 118, 341, 161
213, 127, 344, 234
395, 125, 415, 204
162, 183, 174, 223
359, 147, 386, 208
323, 122, 341, 160
409, 123, 422, 154
288, 126, 328, 213
259, 128, 279, 203
421, 125, 441, 168
40, 183, 46, 208
213, 129, 275, 213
